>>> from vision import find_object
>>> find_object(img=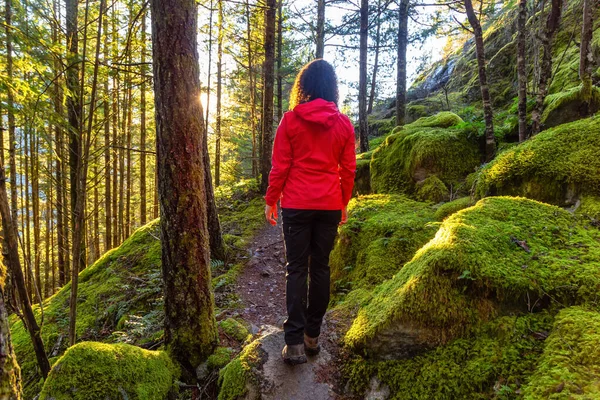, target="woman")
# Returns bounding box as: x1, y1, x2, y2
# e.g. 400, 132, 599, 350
264, 59, 356, 365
